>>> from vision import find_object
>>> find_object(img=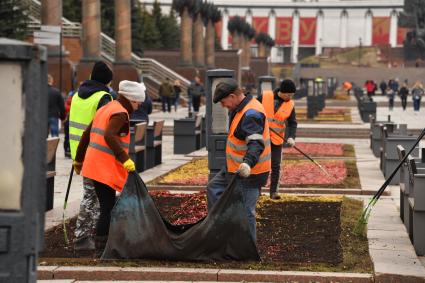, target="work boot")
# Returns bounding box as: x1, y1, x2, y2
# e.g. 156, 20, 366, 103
270, 192, 281, 200
95, 235, 108, 258
74, 236, 95, 251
